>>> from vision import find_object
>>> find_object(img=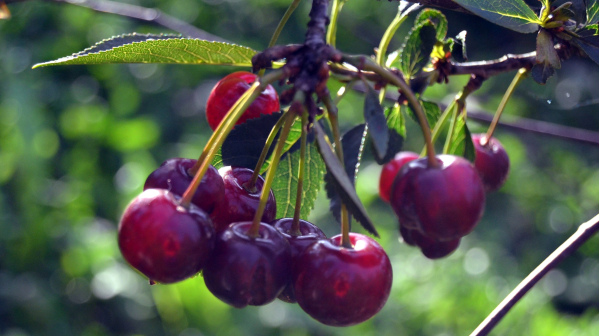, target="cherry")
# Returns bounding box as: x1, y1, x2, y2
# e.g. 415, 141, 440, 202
379, 151, 419, 203
202, 221, 291, 308
390, 155, 485, 241
272, 218, 327, 303
210, 166, 276, 232
144, 158, 224, 214
293, 233, 392, 327
400, 226, 460, 259
399, 225, 416, 246
472, 134, 510, 192
118, 189, 215, 284
206, 71, 280, 131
